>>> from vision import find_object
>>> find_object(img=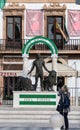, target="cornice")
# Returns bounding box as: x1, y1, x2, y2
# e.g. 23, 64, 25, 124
7, 0, 75, 3
43, 3, 66, 11
3, 2, 25, 10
